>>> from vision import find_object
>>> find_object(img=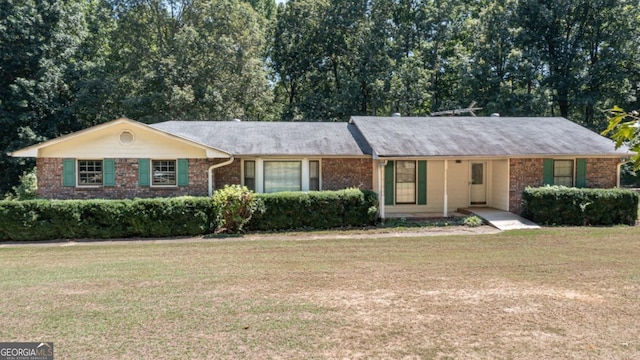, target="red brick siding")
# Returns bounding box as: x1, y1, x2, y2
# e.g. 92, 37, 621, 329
509, 158, 620, 213
36, 157, 373, 199
213, 158, 241, 190
37, 158, 210, 199
586, 158, 618, 188
509, 158, 544, 213
321, 158, 373, 190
